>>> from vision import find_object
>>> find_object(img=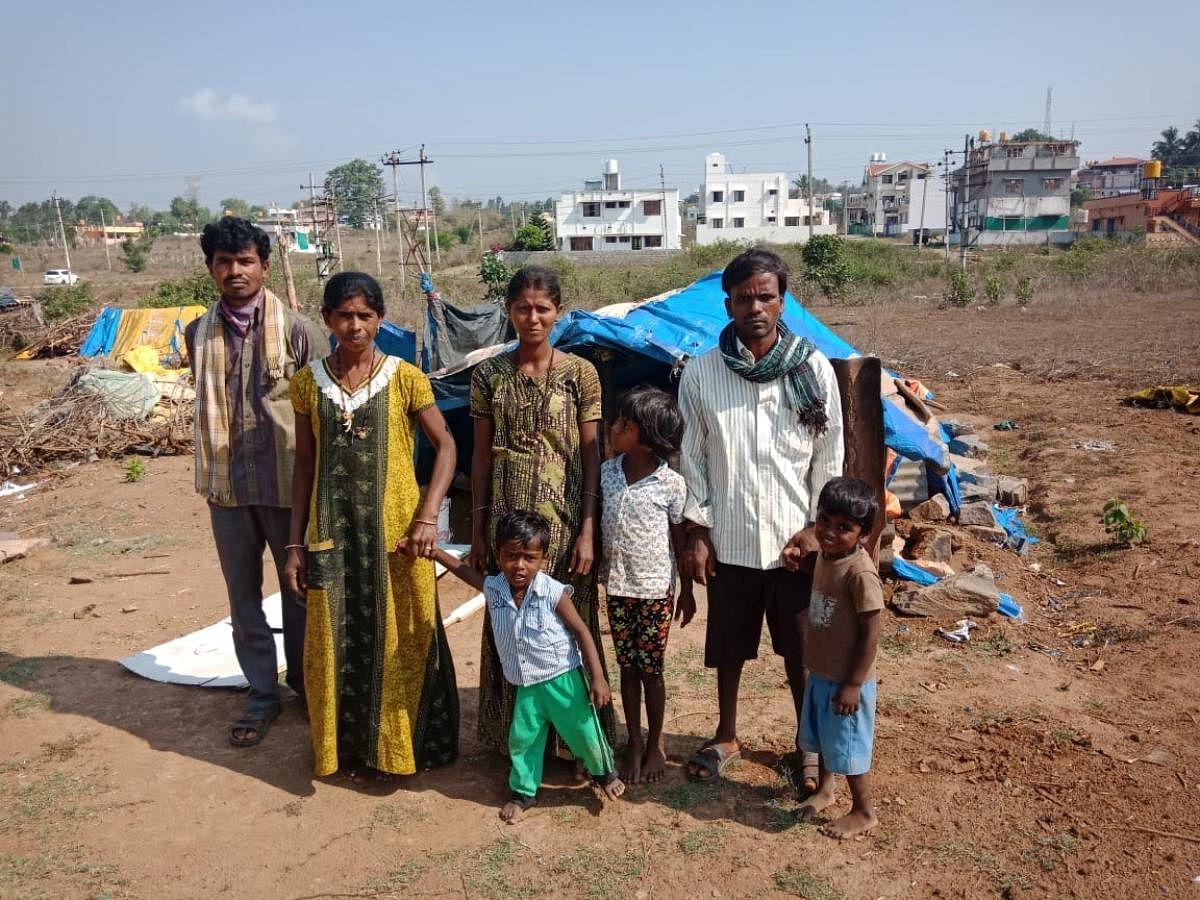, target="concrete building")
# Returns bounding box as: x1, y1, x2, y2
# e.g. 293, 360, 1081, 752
953, 136, 1080, 247
1077, 157, 1145, 198
1084, 178, 1200, 246
695, 152, 835, 245
555, 160, 681, 252
858, 155, 947, 237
